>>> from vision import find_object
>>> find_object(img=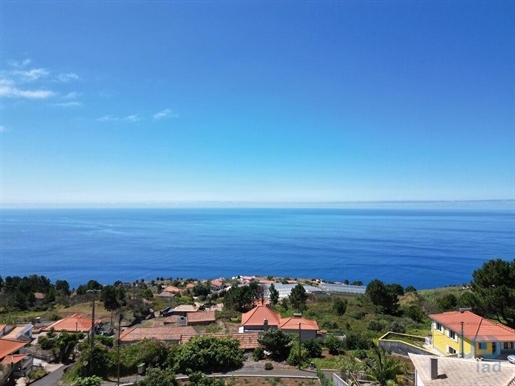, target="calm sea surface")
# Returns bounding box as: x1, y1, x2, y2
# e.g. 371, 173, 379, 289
0, 208, 514, 289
